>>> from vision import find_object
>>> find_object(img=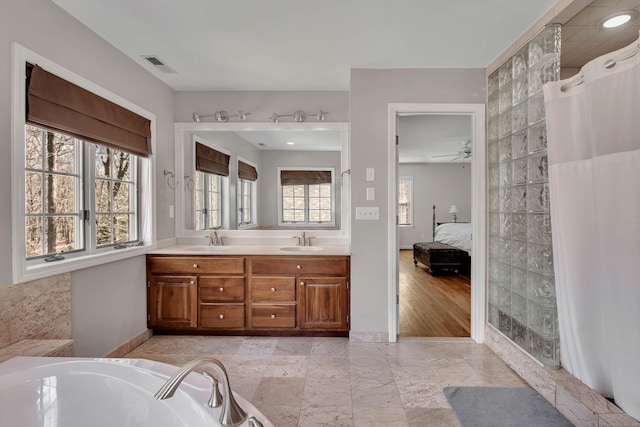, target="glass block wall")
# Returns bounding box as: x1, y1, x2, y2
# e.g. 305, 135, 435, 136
487, 24, 561, 368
